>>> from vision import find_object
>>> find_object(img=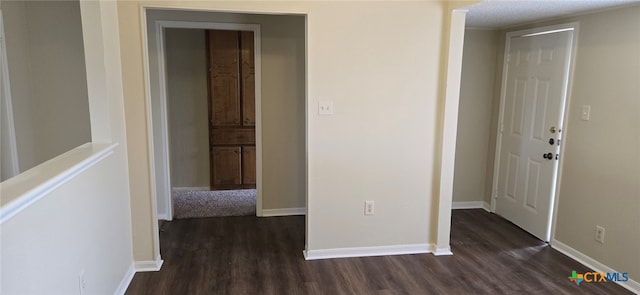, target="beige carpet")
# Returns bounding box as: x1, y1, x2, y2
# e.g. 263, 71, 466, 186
173, 189, 256, 219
